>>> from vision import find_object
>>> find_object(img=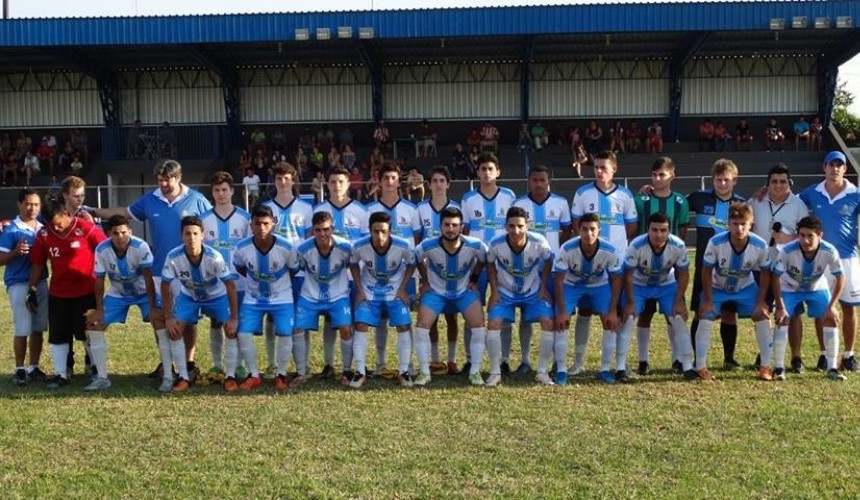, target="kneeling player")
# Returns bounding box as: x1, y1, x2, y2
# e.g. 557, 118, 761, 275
351, 212, 418, 387
486, 207, 555, 386
772, 216, 845, 381
415, 207, 489, 386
